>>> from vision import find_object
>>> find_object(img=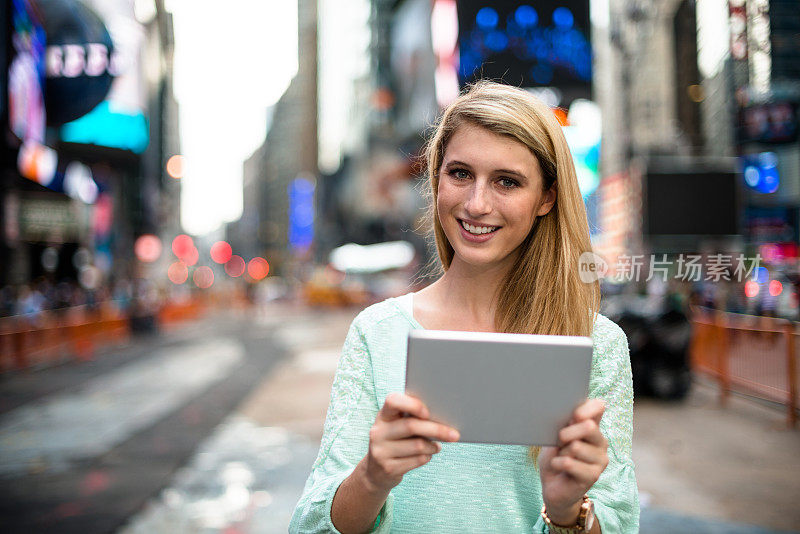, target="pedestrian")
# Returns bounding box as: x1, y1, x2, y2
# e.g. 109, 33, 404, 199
290, 81, 638, 533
